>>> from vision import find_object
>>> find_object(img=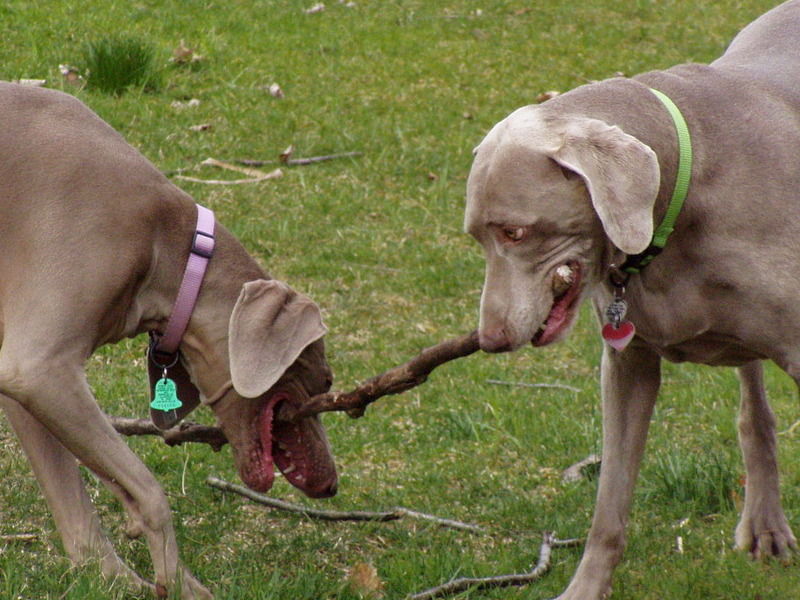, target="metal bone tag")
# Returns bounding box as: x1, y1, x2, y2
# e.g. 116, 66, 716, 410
605, 297, 628, 328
